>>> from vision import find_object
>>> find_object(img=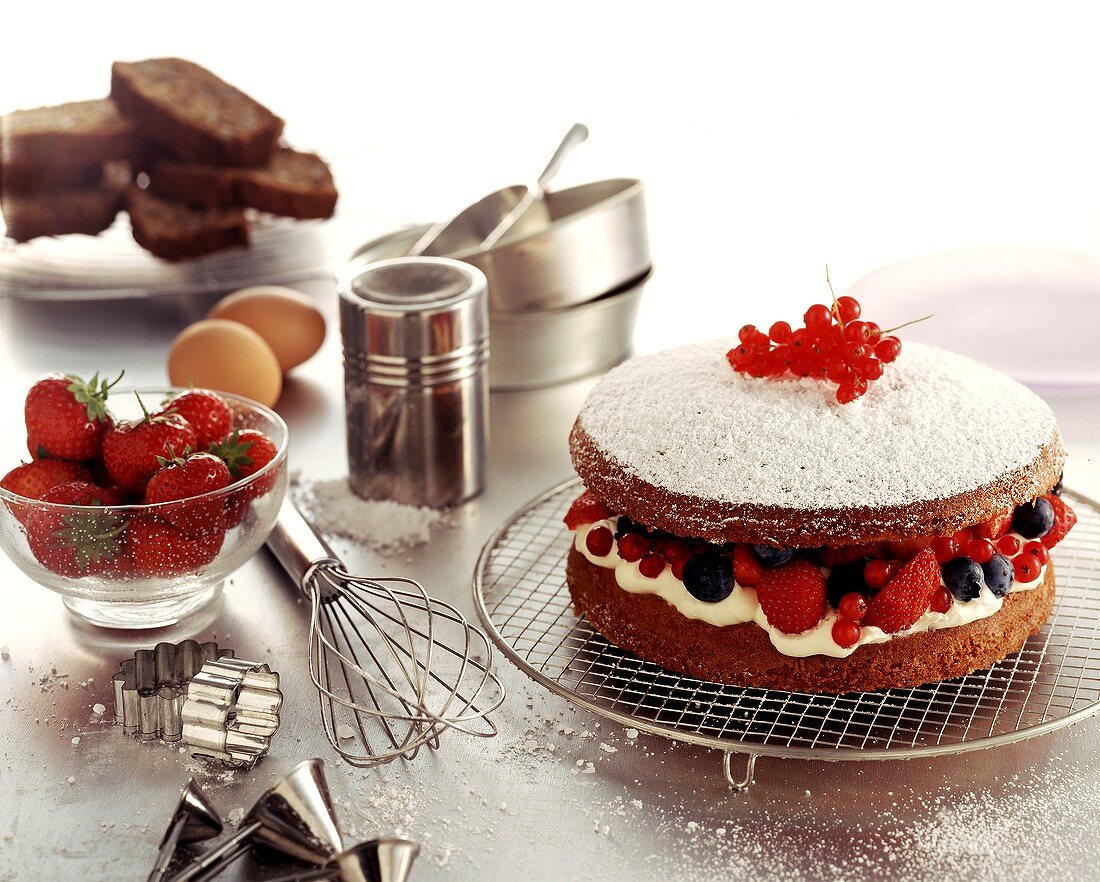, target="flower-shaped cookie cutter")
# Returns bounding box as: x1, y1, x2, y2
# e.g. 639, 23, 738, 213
112, 641, 234, 742
182, 656, 283, 769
